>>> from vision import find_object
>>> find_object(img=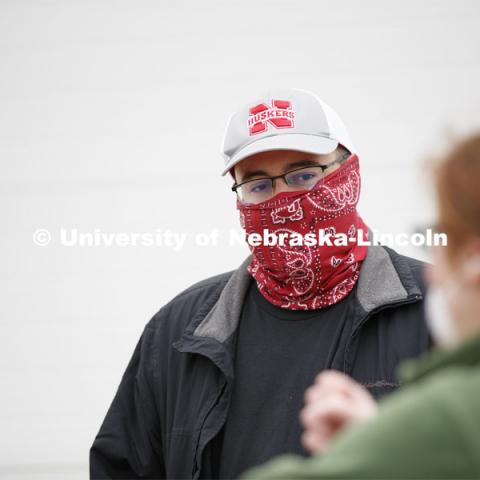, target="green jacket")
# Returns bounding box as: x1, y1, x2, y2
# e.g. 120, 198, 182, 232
242, 334, 480, 479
